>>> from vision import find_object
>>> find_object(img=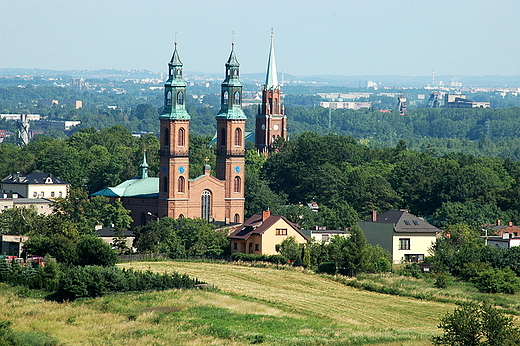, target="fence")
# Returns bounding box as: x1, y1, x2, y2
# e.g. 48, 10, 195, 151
117, 253, 231, 263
